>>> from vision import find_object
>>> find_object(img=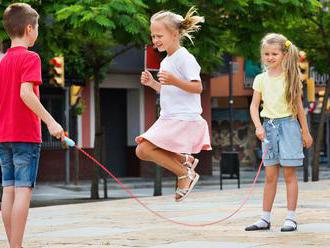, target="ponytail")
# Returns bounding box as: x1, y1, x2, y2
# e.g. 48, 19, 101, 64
283, 42, 301, 116
180, 6, 205, 43
151, 6, 204, 44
